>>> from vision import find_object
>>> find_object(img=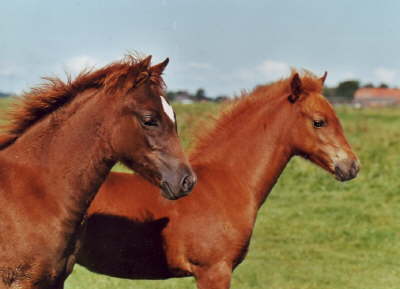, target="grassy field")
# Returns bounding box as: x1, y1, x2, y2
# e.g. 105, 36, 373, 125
0, 98, 399, 288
